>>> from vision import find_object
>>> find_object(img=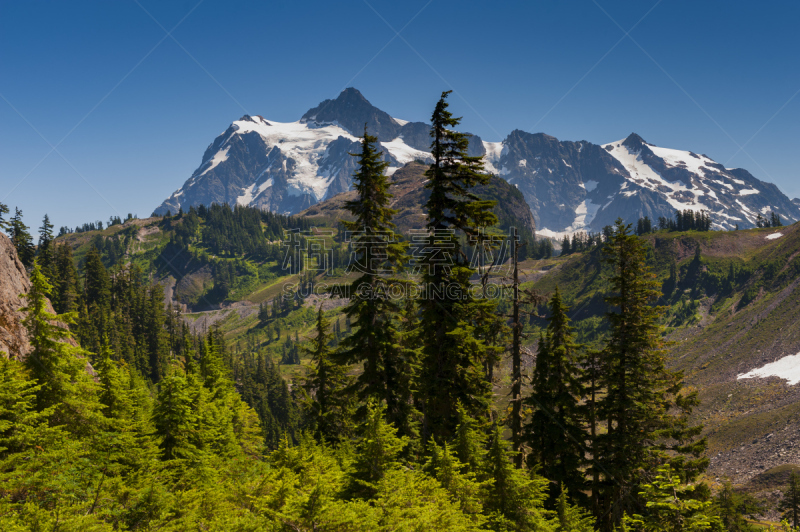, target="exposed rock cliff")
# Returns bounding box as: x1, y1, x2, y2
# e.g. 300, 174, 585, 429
0, 233, 81, 362
0, 233, 34, 358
